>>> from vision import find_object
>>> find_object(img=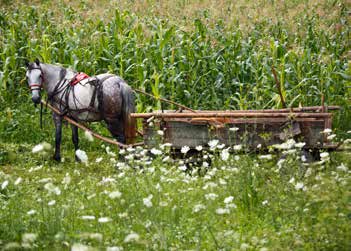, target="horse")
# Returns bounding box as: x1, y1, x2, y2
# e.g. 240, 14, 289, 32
25, 59, 135, 162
